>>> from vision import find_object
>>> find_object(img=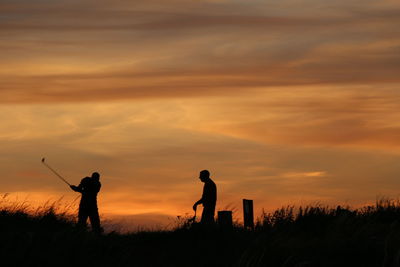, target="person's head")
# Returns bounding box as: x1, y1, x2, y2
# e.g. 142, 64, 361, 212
91, 172, 100, 181
199, 170, 210, 182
